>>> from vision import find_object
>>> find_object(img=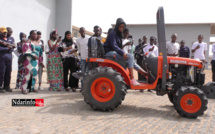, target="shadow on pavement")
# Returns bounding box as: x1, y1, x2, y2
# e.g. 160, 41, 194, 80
36, 93, 201, 122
